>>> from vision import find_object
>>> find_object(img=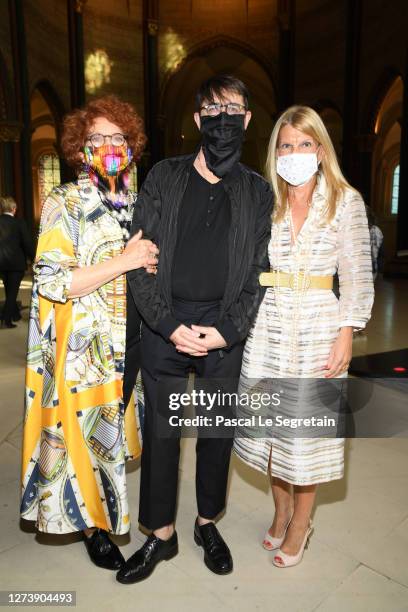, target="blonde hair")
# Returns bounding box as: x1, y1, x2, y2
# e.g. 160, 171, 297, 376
0, 196, 17, 214
265, 105, 356, 223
